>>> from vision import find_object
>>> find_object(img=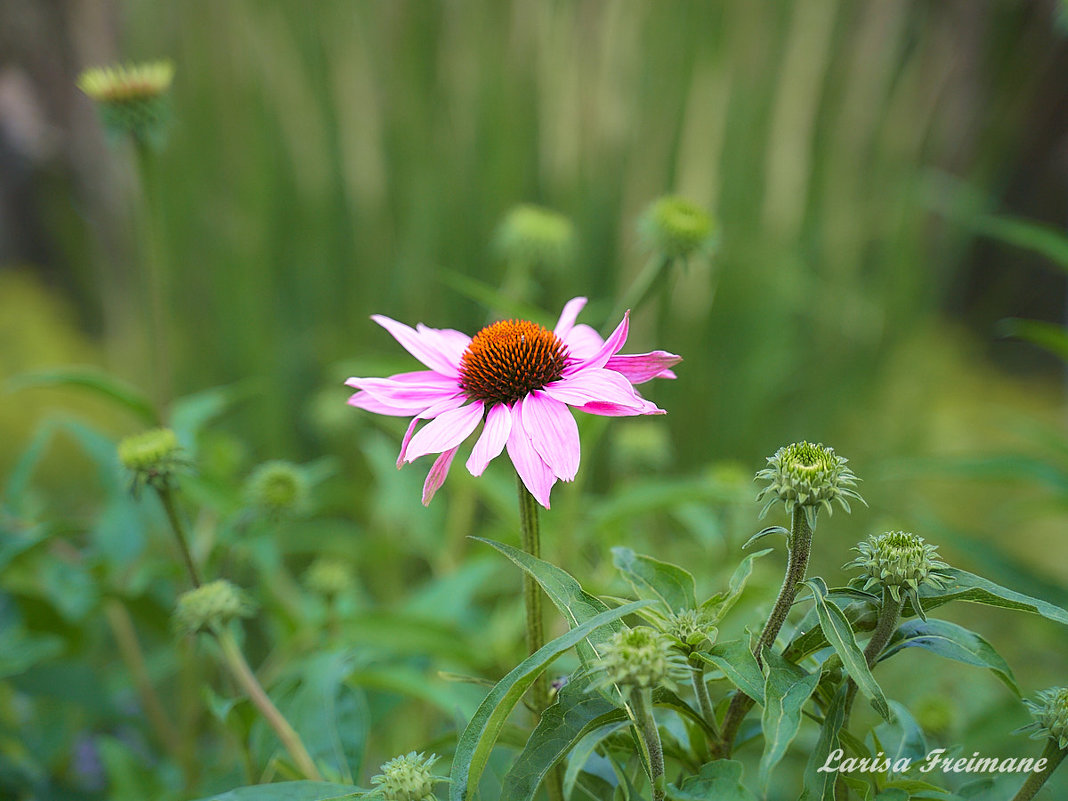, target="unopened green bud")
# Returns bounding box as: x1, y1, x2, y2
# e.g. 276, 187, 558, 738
304, 558, 354, 598
661, 609, 717, 655
755, 441, 864, 528
493, 204, 575, 273
370, 751, 442, 801
638, 195, 717, 261
844, 531, 950, 609
118, 428, 182, 490
593, 627, 689, 700
77, 61, 174, 146
174, 580, 255, 635
1021, 687, 1068, 750
245, 461, 307, 515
